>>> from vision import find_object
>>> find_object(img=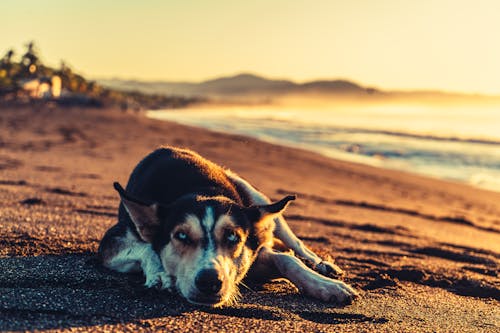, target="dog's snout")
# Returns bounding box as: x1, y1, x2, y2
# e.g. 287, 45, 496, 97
195, 269, 223, 294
